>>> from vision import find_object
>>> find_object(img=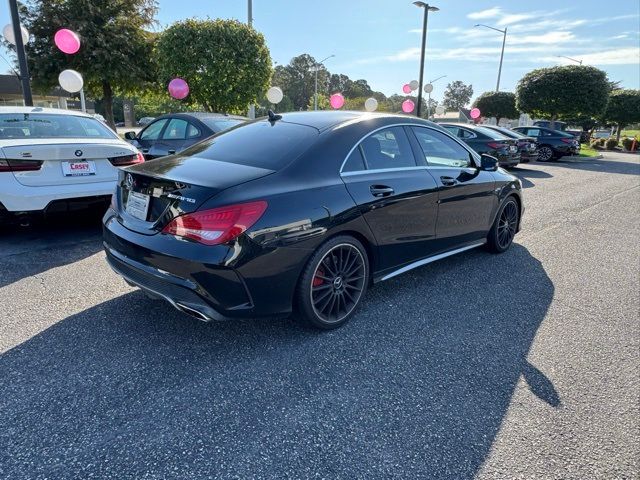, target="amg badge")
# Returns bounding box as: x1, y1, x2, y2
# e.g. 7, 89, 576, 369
166, 193, 196, 204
